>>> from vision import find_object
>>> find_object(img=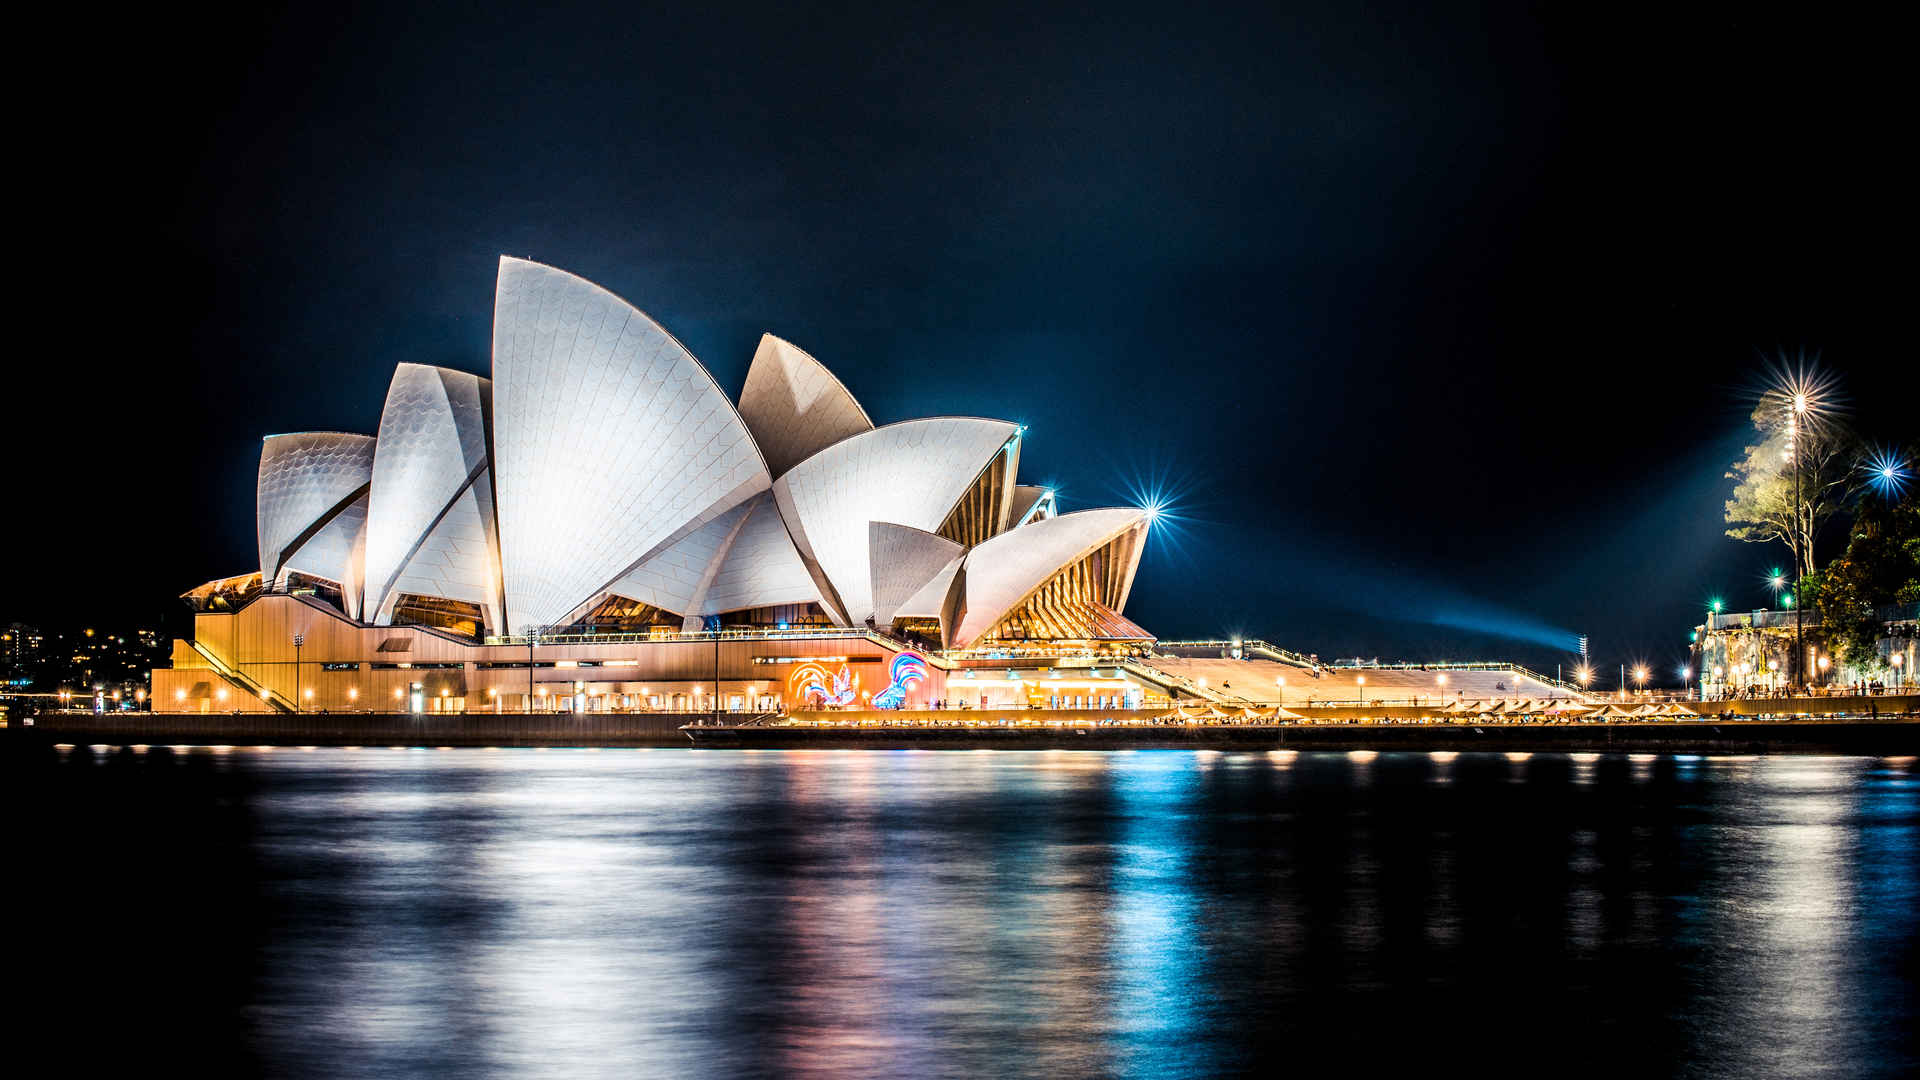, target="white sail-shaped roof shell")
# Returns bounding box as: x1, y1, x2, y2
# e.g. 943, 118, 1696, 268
280, 492, 370, 619
736, 334, 874, 479
867, 522, 965, 626
374, 481, 501, 629
590, 498, 757, 623
893, 552, 965, 623
364, 364, 497, 627
950, 508, 1149, 648
772, 417, 1019, 625
1008, 485, 1055, 528
490, 257, 771, 632
256, 432, 376, 586
699, 493, 828, 619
